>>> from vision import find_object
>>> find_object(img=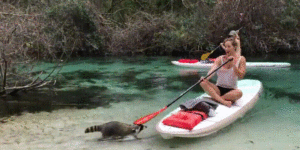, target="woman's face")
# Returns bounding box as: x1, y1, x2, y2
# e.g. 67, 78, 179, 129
224, 41, 236, 55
